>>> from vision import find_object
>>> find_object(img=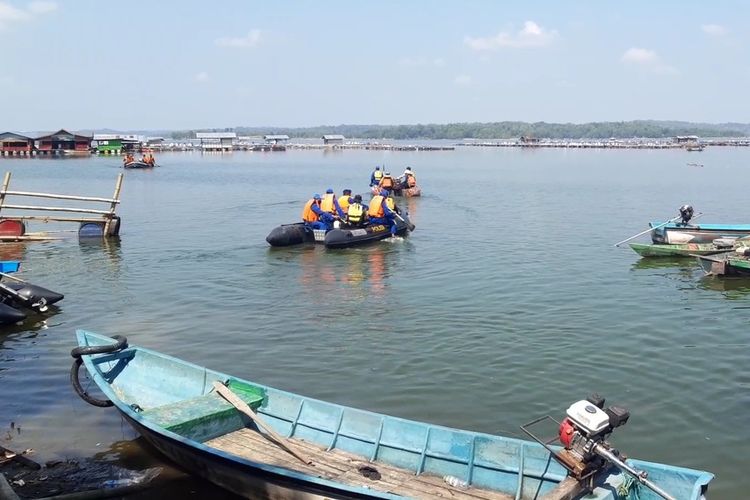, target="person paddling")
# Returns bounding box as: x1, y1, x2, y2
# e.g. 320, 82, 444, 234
367, 189, 398, 236
302, 194, 334, 230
